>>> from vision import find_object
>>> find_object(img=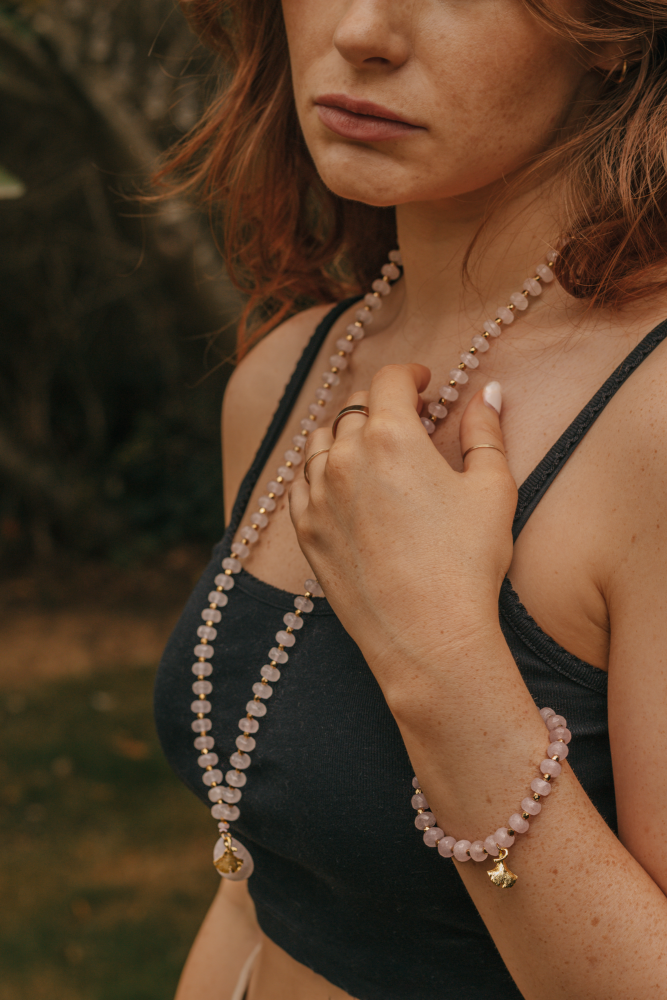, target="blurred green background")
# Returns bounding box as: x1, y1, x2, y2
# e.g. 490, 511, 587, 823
0, 2, 243, 996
